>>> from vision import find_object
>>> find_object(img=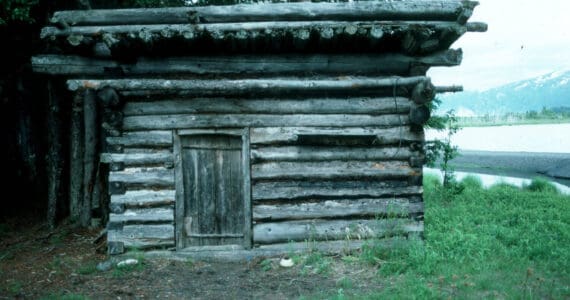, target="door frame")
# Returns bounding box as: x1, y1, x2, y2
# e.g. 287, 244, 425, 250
173, 128, 252, 250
